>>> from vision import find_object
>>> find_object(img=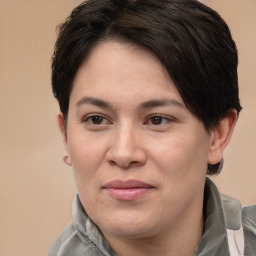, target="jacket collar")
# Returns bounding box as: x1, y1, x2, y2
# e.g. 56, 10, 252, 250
194, 178, 230, 255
